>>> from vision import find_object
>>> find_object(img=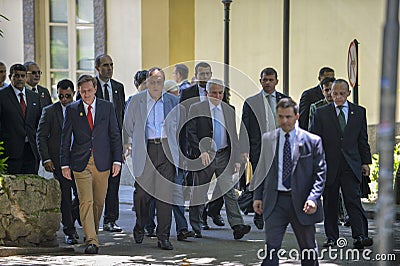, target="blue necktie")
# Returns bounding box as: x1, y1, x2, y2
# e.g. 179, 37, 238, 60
282, 133, 292, 189
213, 107, 222, 150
